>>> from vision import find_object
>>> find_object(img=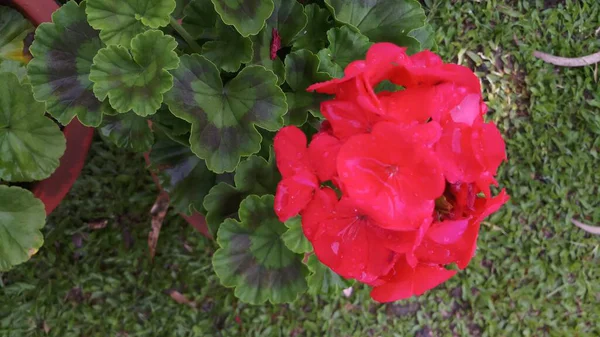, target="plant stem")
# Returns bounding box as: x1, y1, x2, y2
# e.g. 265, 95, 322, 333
533, 50, 600, 67
169, 16, 203, 54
